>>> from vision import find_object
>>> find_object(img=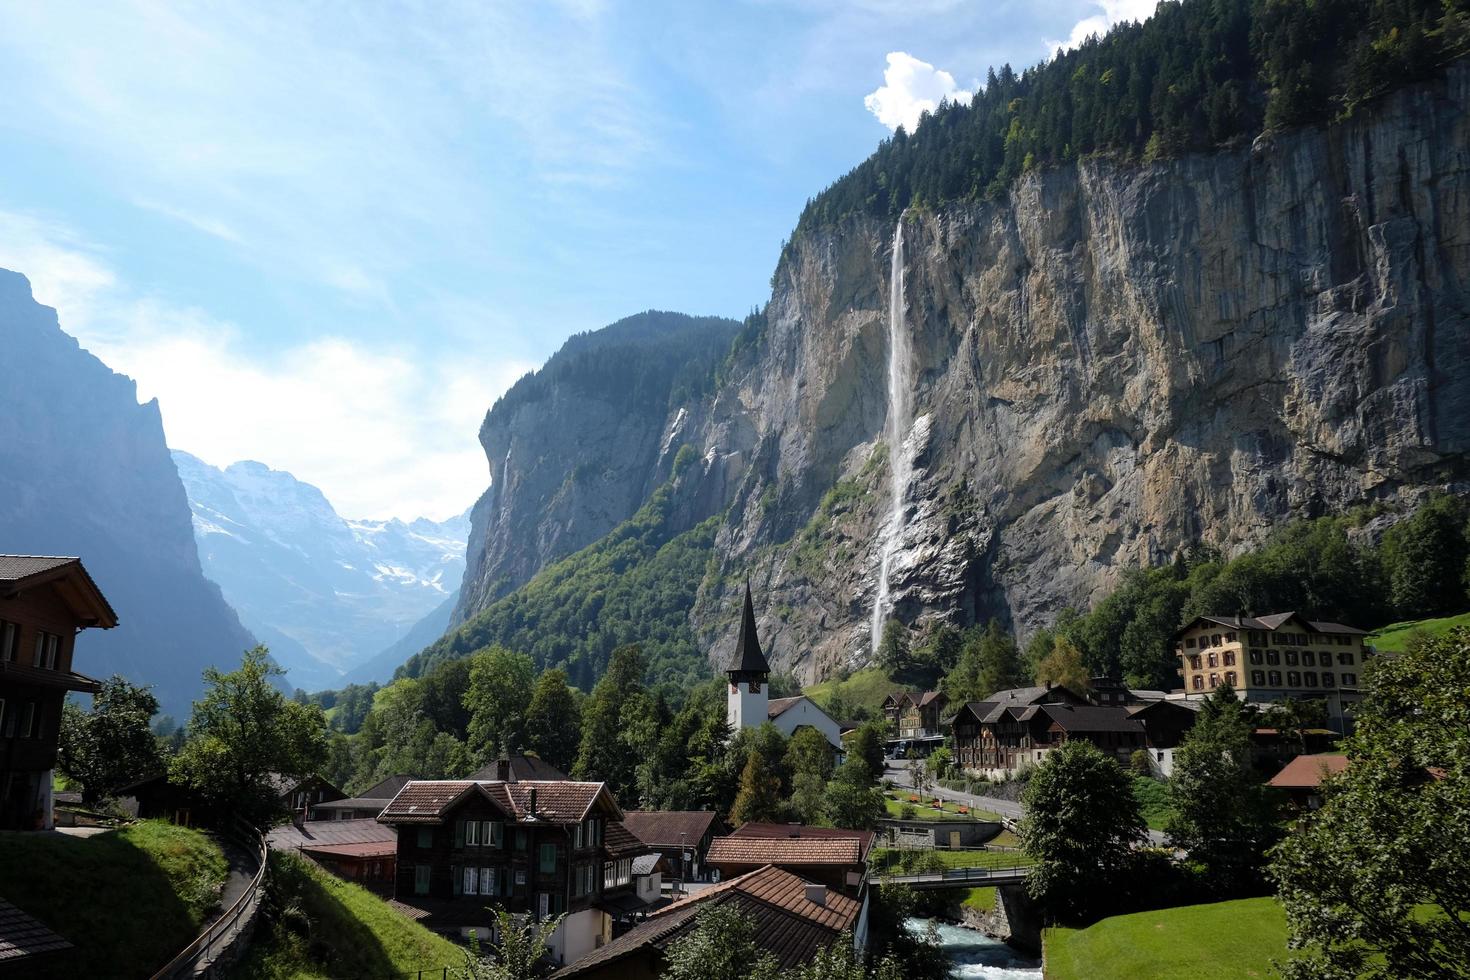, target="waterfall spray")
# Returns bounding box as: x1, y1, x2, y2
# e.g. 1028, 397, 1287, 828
870, 218, 915, 655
